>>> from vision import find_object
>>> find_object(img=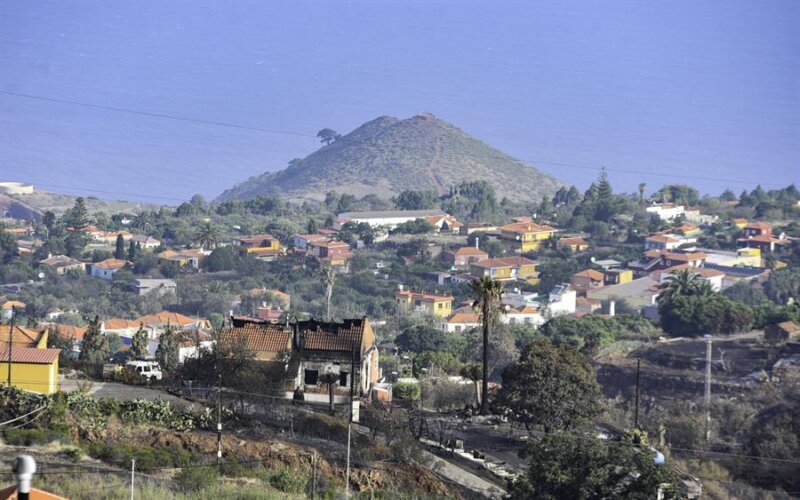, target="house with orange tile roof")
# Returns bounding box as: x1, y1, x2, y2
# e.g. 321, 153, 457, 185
235, 234, 282, 259
556, 236, 590, 252
218, 321, 292, 361
158, 248, 211, 269
1, 301, 27, 321
38, 254, 85, 275
424, 214, 462, 233
765, 321, 800, 343
470, 256, 539, 284
441, 311, 480, 333
445, 246, 489, 270
307, 240, 351, 268
630, 250, 708, 275
0, 324, 48, 349
292, 233, 328, 250
90, 258, 130, 280
0, 483, 67, 500
395, 287, 454, 318
498, 221, 557, 252
737, 222, 791, 254
571, 269, 605, 290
